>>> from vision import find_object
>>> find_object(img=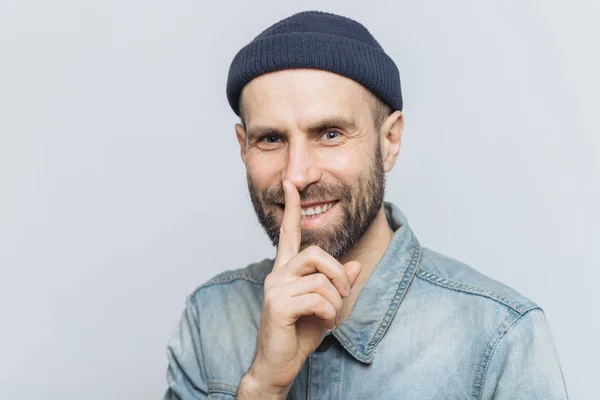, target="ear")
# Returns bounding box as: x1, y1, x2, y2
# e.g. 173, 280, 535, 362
379, 111, 404, 173
235, 123, 247, 164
